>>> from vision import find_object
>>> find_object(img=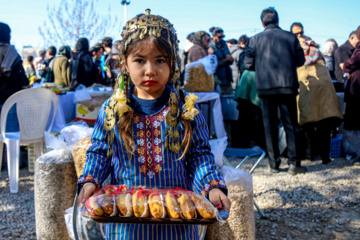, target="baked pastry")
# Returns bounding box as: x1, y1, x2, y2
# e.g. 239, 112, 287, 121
86, 195, 104, 216
149, 193, 166, 218
165, 191, 181, 219
177, 193, 196, 219
191, 193, 216, 219
116, 193, 133, 217
98, 193, 115, 215
132, 190, 150, 218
